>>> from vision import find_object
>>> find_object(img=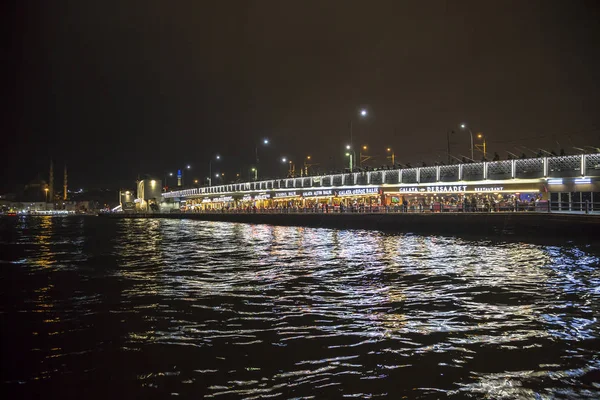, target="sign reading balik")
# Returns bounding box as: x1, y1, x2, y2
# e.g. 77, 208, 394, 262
302, 190, 333, 197
337, 187, 379, 196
